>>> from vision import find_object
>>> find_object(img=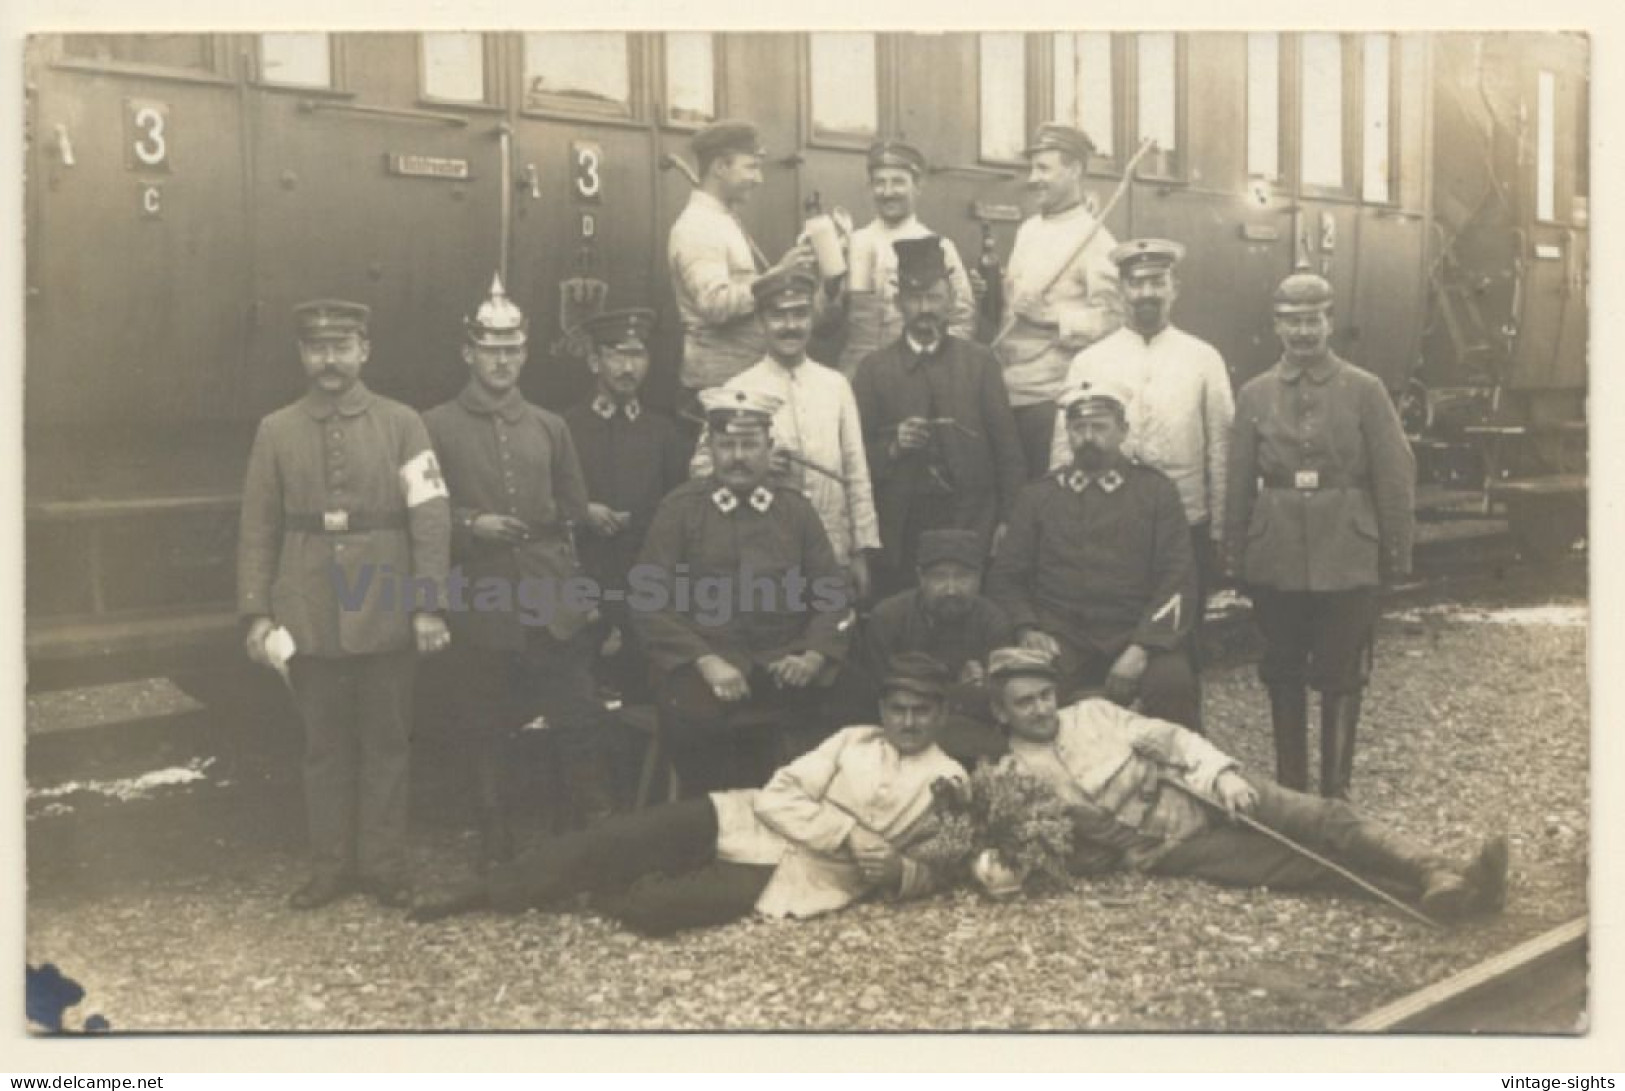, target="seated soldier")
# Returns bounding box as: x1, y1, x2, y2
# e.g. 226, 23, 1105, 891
633, 386, 852, 794
854, 528, 1014, 767
409, 653, 968, 936
988, 378, 1202, 731
984, 648, 1508, 923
